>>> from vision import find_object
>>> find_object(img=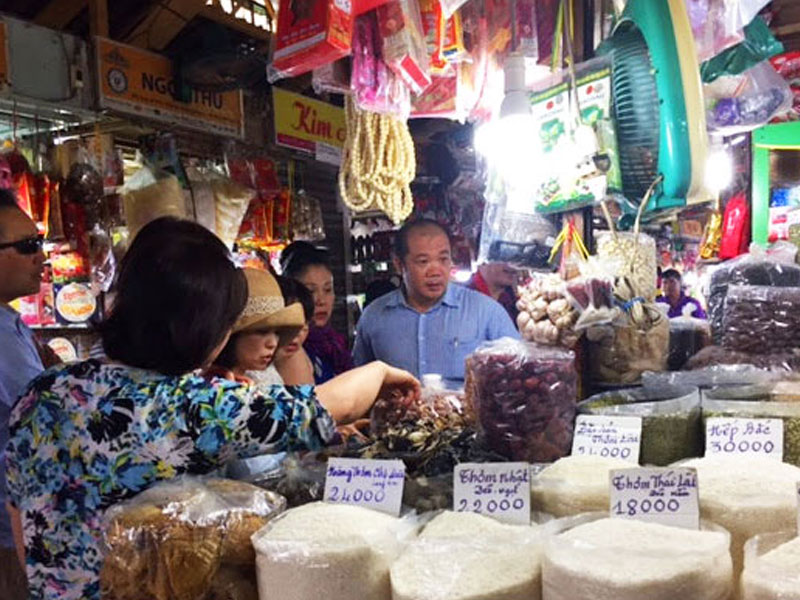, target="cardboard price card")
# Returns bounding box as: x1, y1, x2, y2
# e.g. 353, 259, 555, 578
609, 467, 700, 530
324, 457, 405, 516
572, 415, 642, 463
705, 417, 784, 461
453, 463, 531, 525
